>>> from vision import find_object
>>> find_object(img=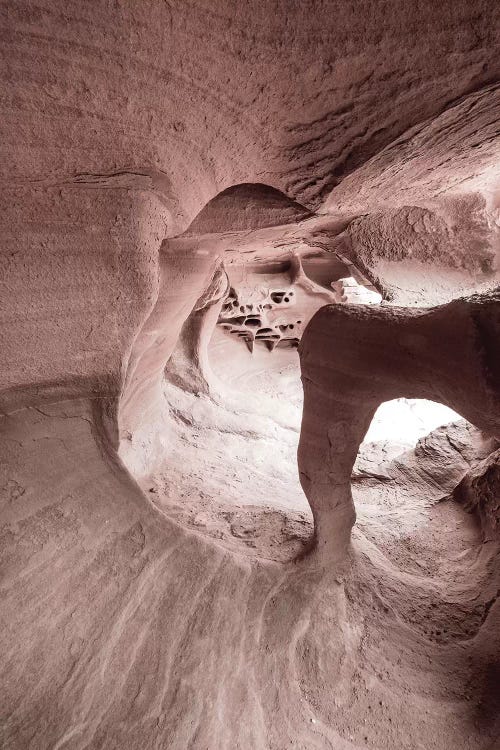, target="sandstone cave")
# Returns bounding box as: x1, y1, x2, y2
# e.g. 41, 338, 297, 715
1, 3, 500, 749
